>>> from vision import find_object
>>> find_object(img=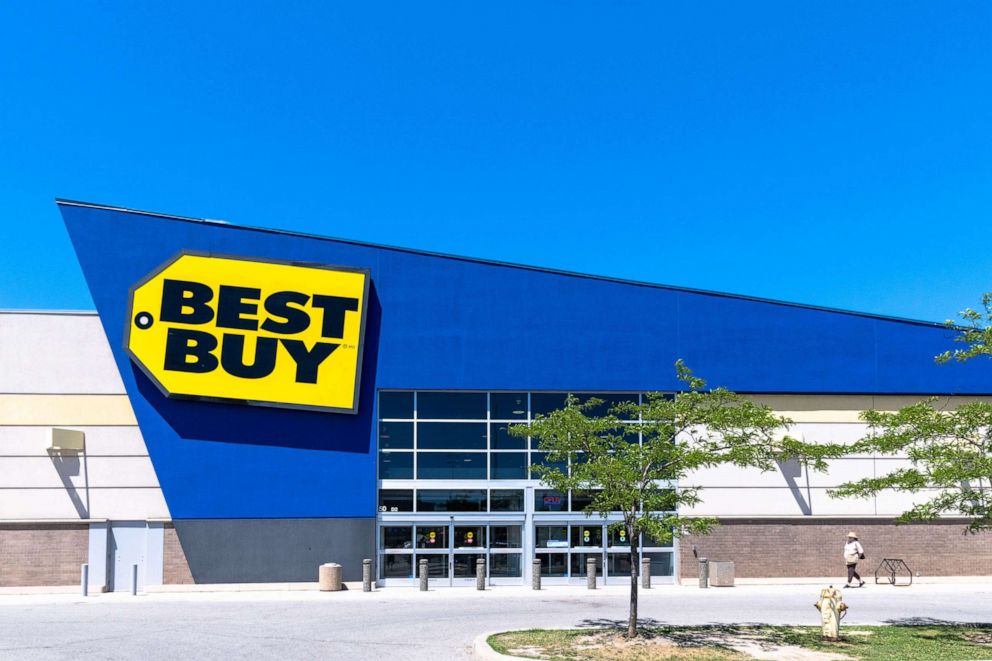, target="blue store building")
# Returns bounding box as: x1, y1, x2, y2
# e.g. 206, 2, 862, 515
10, 199, 983, 589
